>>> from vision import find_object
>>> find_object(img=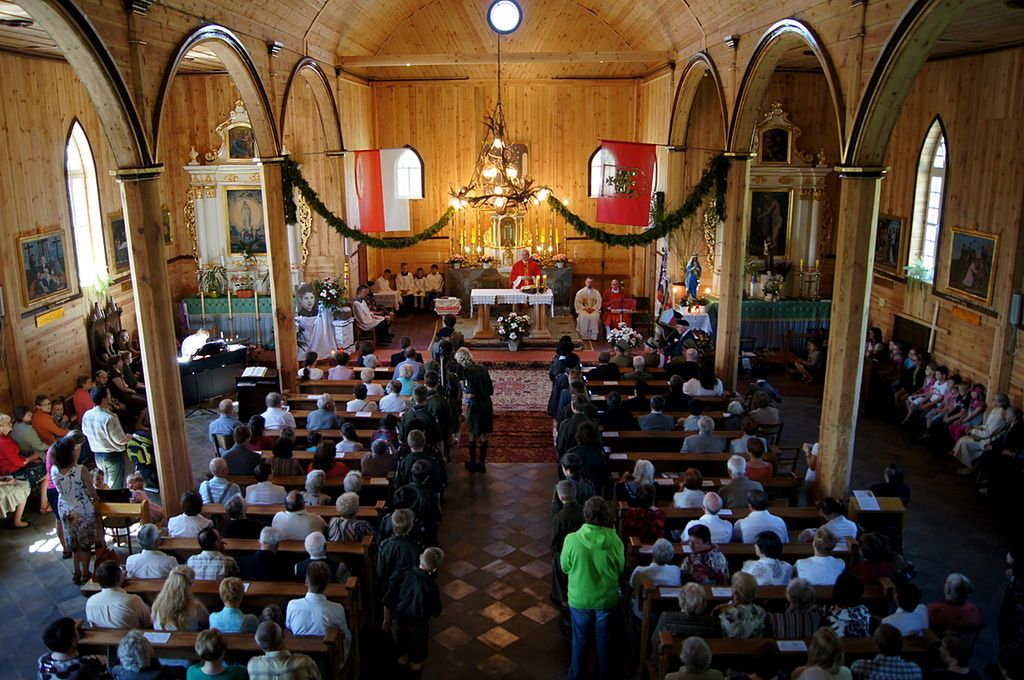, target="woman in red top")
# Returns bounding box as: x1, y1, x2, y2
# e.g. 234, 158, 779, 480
745, 438, 774, 481
0, 412, 50, 513
928, 573, 981, 628
621, 483, 665, 544
308, 442, 349, 479
850, 531, 896, 584
31, 396, 68, 445
246, 415, 274, 451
